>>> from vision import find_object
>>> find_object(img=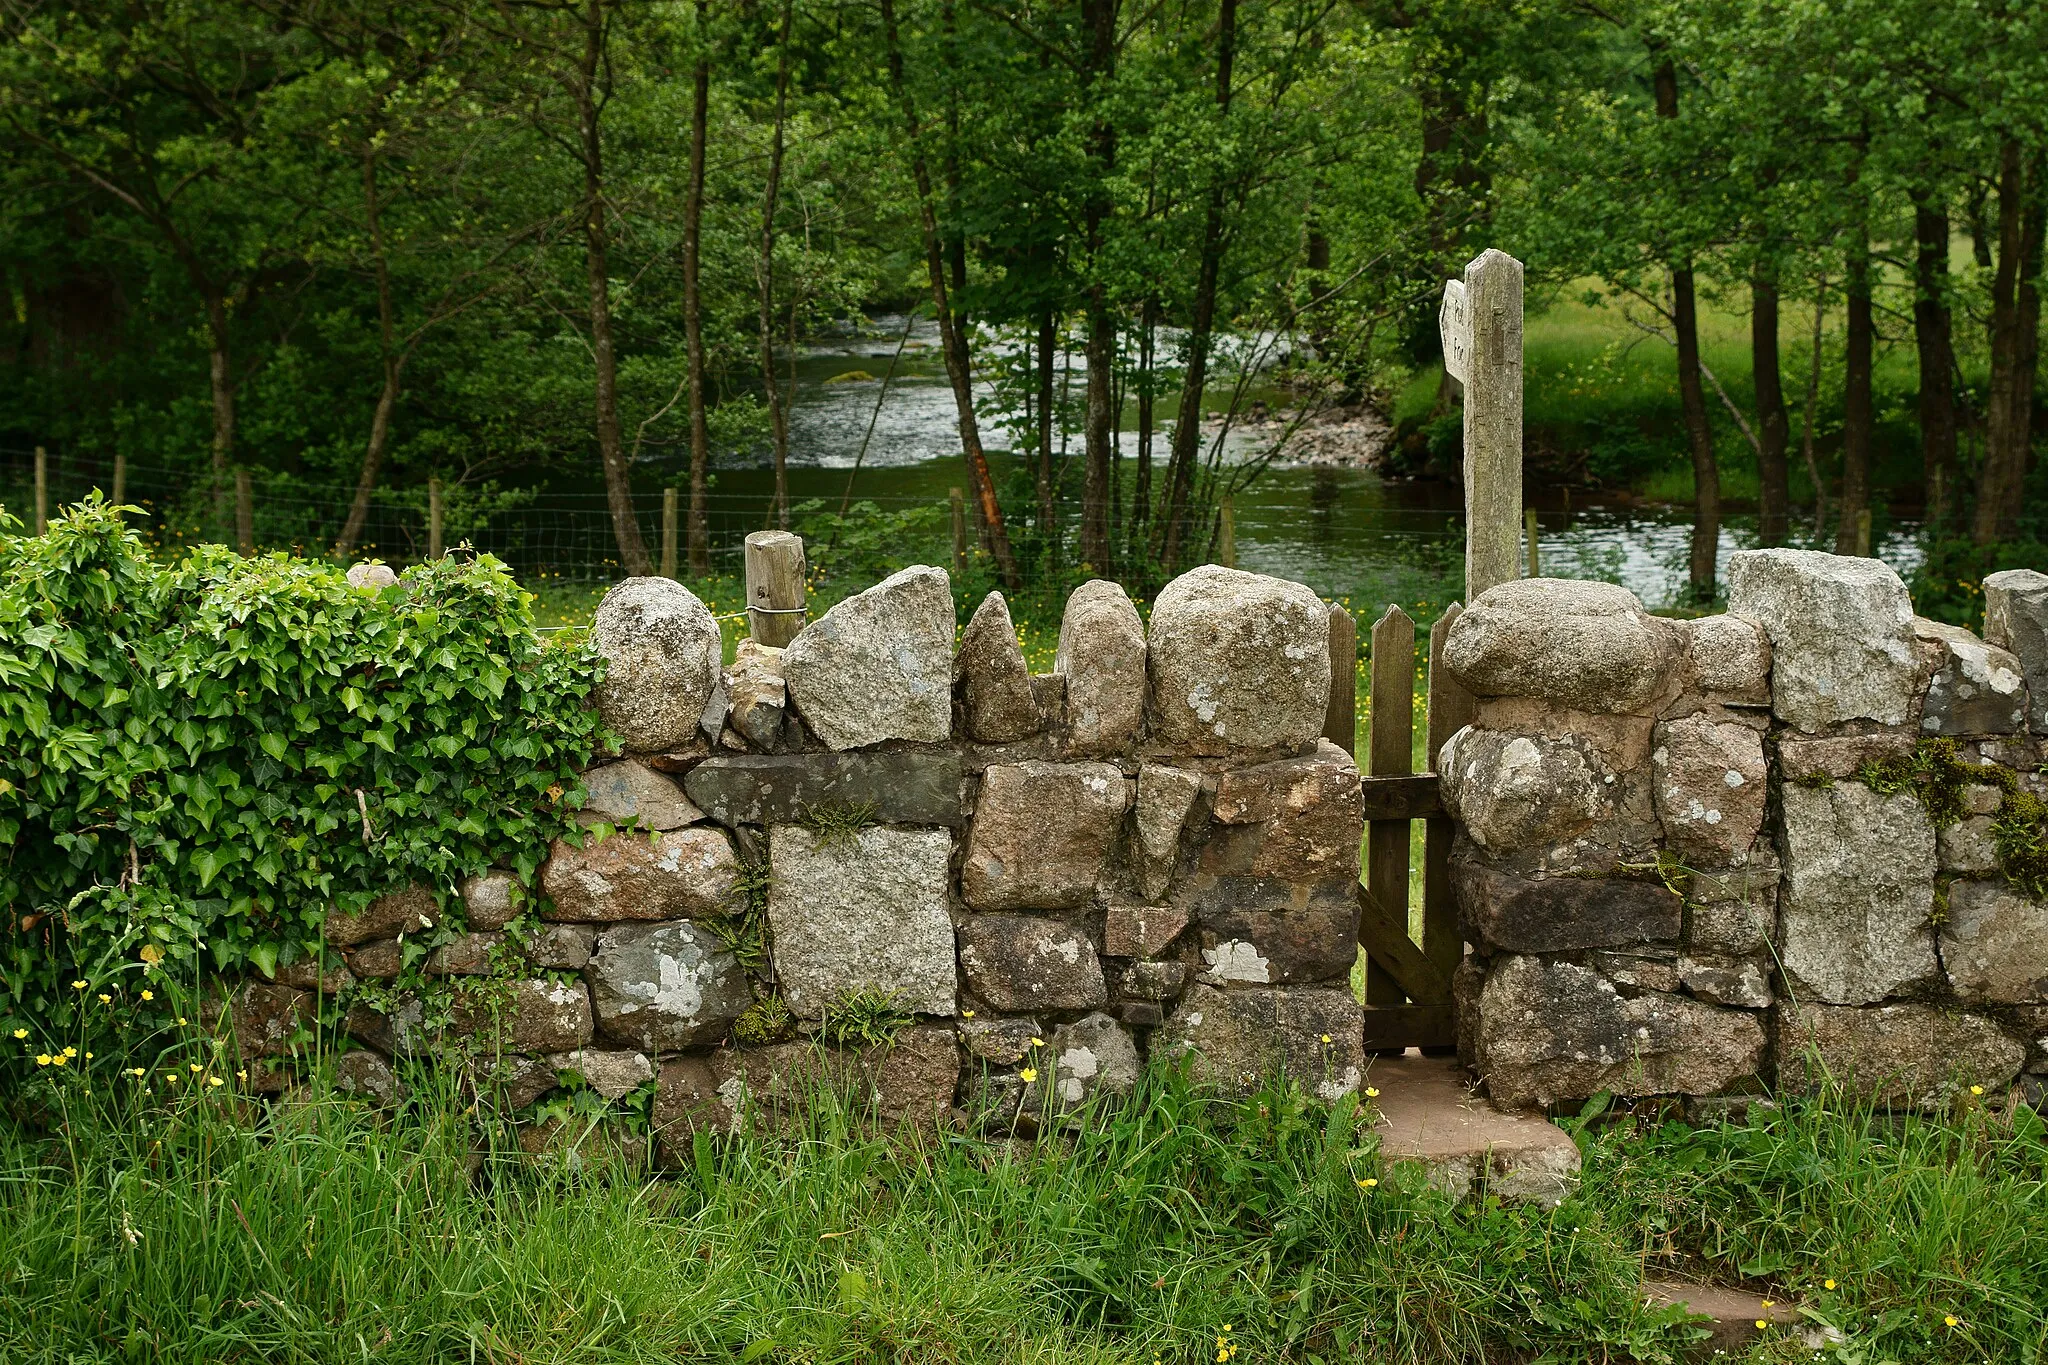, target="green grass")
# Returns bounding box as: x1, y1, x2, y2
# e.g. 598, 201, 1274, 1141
2, 1061, 2043, 1364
